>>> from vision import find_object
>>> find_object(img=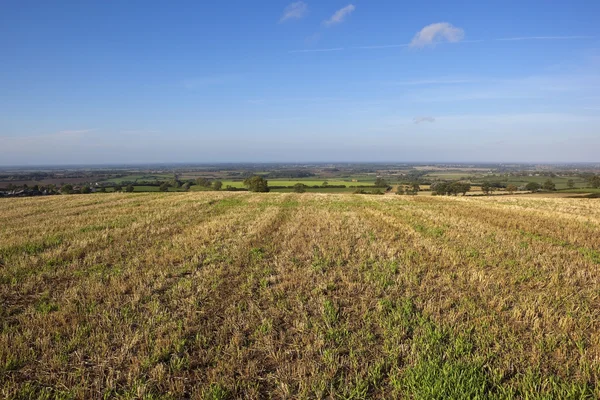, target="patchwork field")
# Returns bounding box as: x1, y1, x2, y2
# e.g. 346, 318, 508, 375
1, 193, 599, 399
197, 180, 366, 189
